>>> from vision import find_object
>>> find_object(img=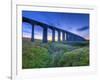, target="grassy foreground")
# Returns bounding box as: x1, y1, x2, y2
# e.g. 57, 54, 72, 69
22, 38, 89, 69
